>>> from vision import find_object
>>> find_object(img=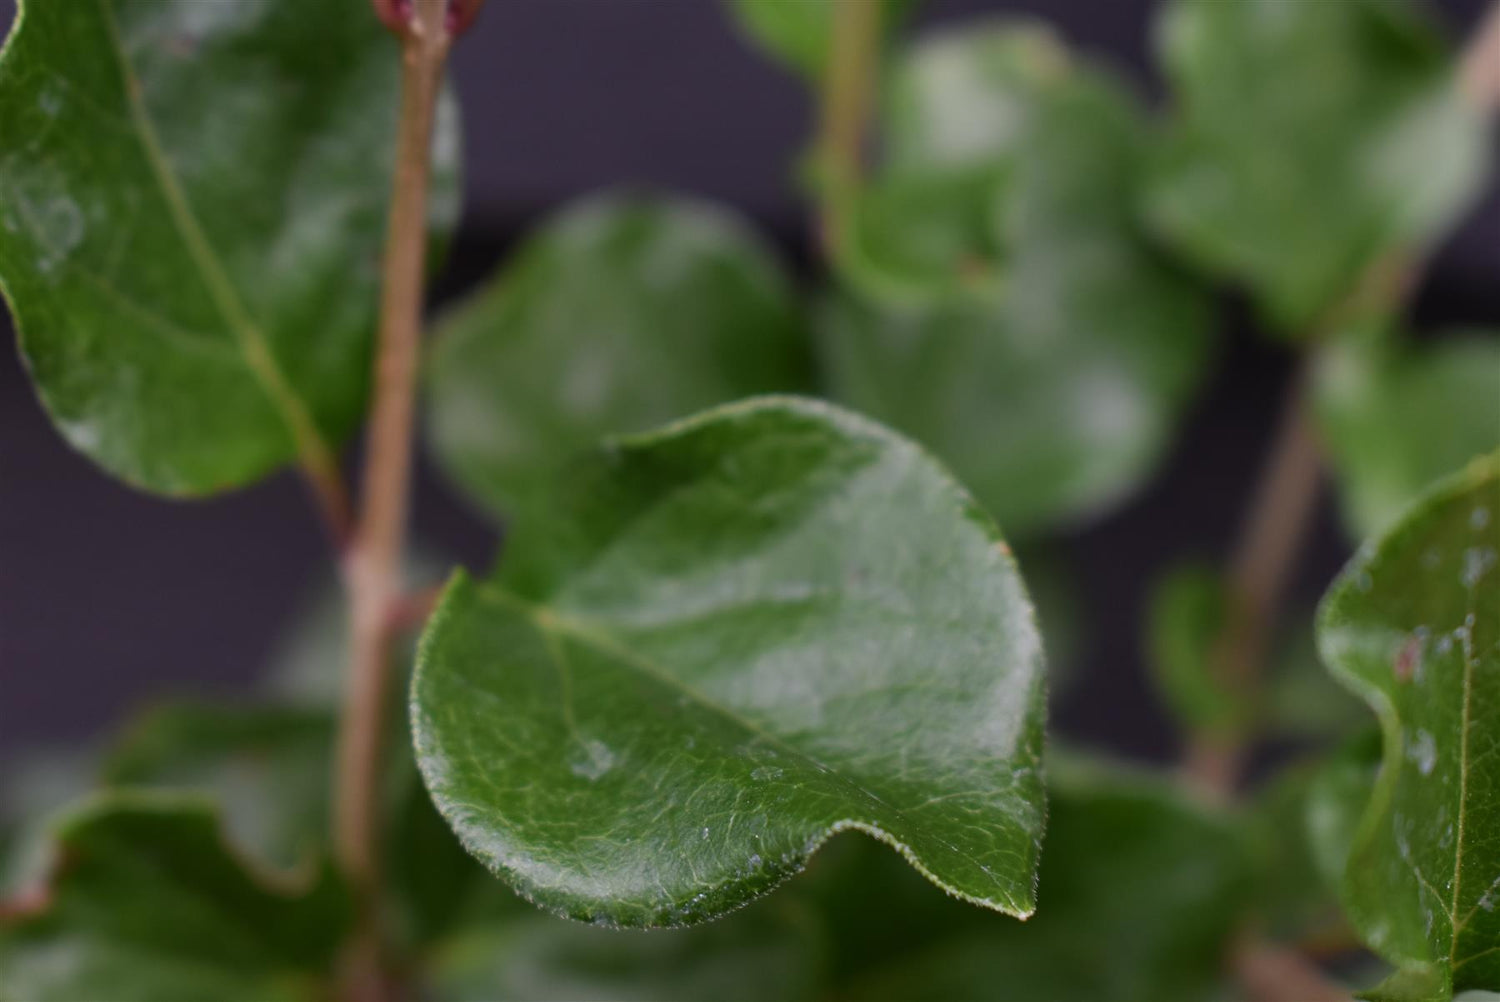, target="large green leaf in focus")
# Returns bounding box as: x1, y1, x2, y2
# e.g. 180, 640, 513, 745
818, 759, 1248, 1002
821, 22, 1214, 536
1317, 454, 1500, 998
1146, 0, 1486, 333
0, 793, 350, 1002
726, 0, 920, 81
425, 193, 810, 525
0, 0, 460, 495
412, 397, 1046, 927
1316, 330, 1500, 540
429, 897, 824, 1002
